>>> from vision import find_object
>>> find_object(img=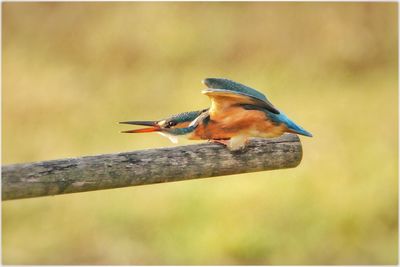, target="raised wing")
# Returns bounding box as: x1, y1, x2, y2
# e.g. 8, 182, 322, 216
201, 88, 277, 118
202, 78, 279, 114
